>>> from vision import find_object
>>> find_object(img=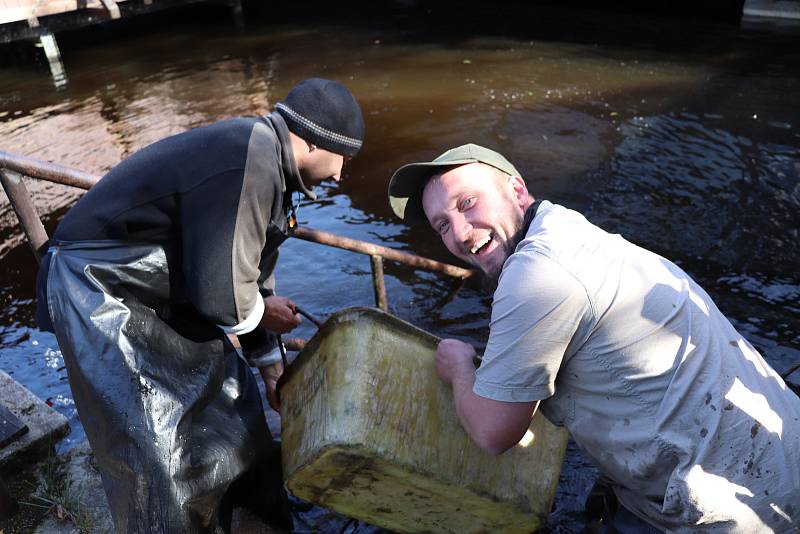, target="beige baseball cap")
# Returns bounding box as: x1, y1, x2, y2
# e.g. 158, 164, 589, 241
388, 143, 520, 222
